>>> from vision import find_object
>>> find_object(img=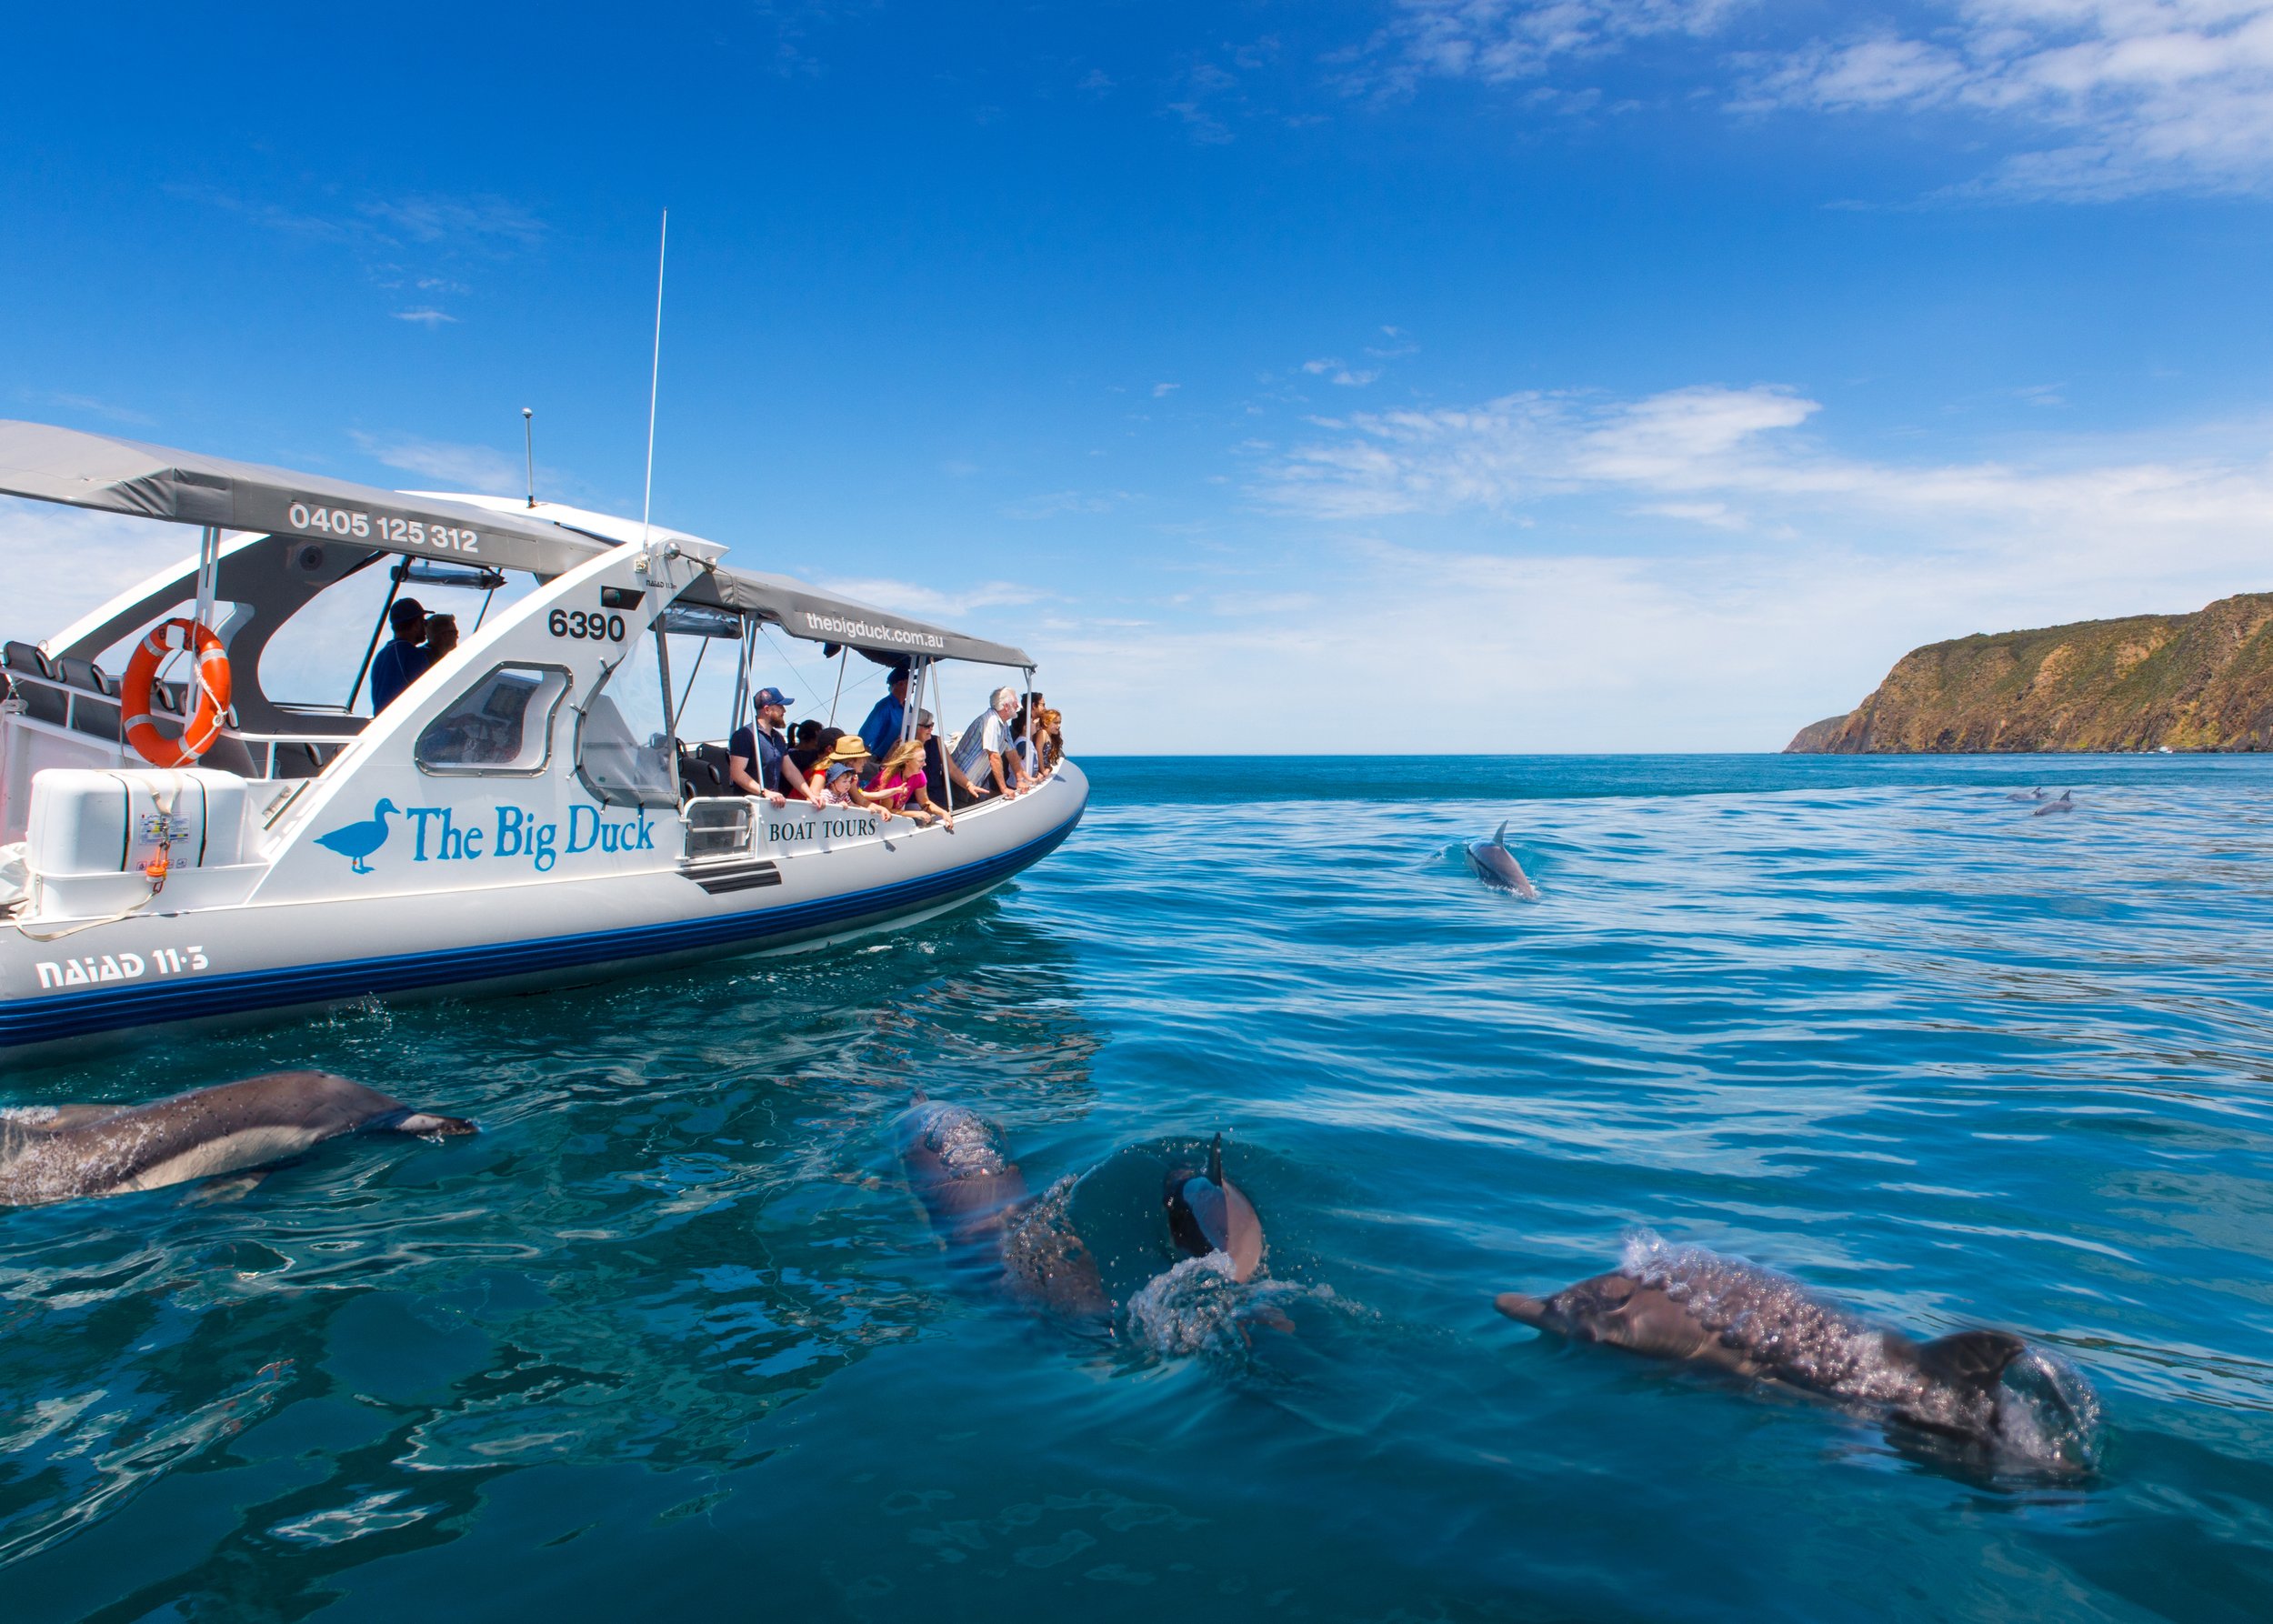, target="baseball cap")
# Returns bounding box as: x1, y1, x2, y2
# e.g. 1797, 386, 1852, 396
752, 687, 794, 709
